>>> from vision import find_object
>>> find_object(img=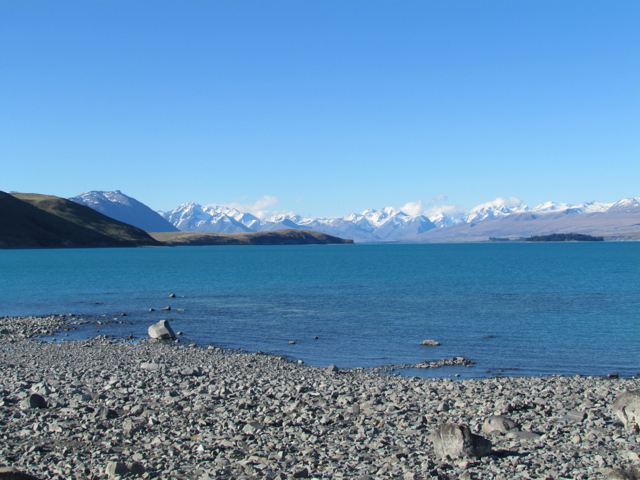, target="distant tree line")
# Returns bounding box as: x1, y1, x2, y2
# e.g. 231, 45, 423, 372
525, 233, 604, 242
